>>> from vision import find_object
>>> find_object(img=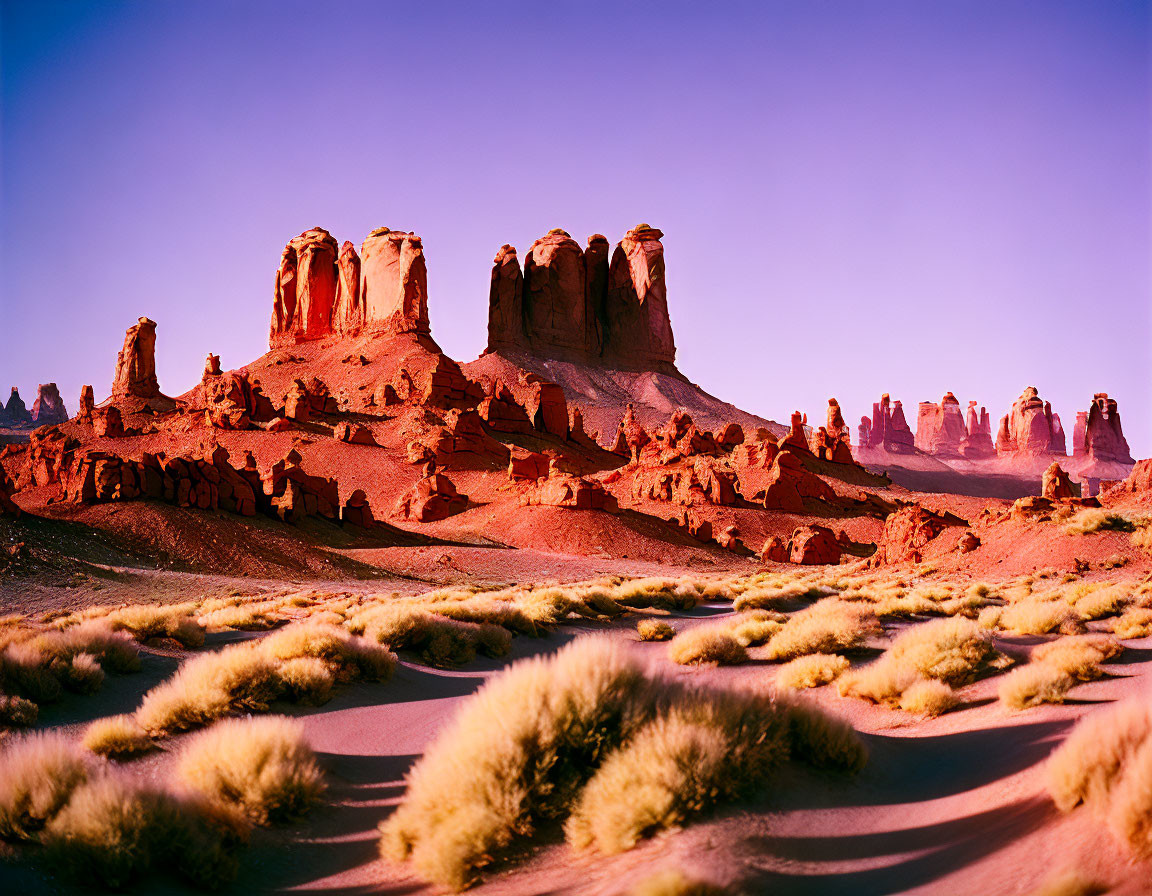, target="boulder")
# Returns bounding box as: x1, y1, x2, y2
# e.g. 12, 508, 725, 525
94, 406, 125, 438
715, 423, 745, 452
396, 472, 468, 522
869, 503, 952, 566
341, 489, 374, 528
508, 449, 551, 482
788, 525, 842, 565
1042, 462, 1077, 501
112, 317, 160, 398
760, 535, 789, 562
334, 422, 377, 446
30, 384, 68, 426
522, 472, 618, 511
759, 449, 837, 511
